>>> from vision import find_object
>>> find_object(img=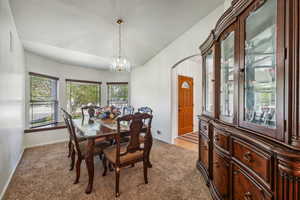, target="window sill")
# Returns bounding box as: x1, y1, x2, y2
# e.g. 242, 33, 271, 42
24, 122, 67, 133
